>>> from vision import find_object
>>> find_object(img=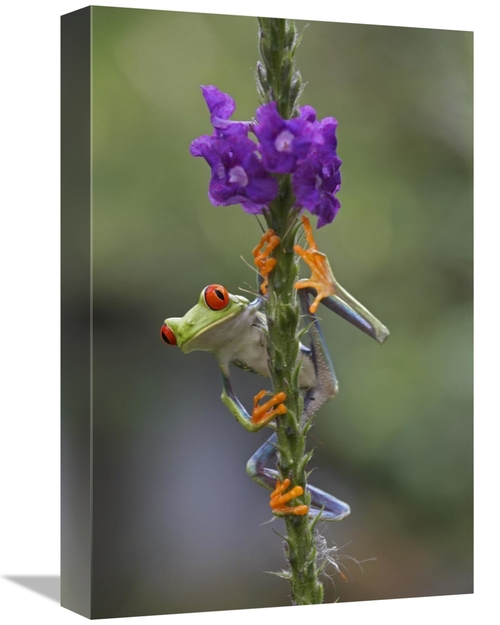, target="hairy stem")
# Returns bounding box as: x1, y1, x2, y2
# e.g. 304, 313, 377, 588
256, 17, 323, 605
